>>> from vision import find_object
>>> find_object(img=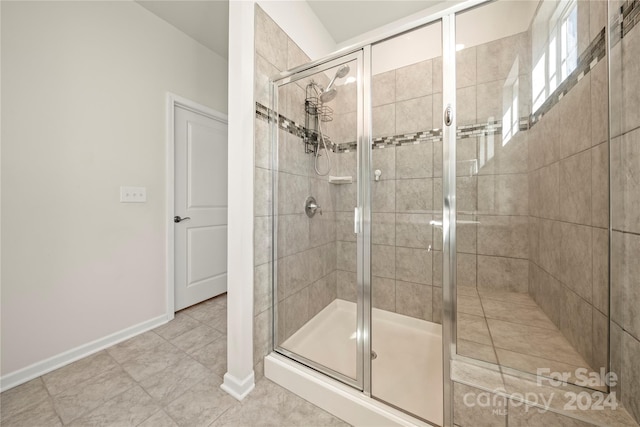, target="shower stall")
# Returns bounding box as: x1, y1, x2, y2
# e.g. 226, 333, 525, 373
259, 0, 617, 425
